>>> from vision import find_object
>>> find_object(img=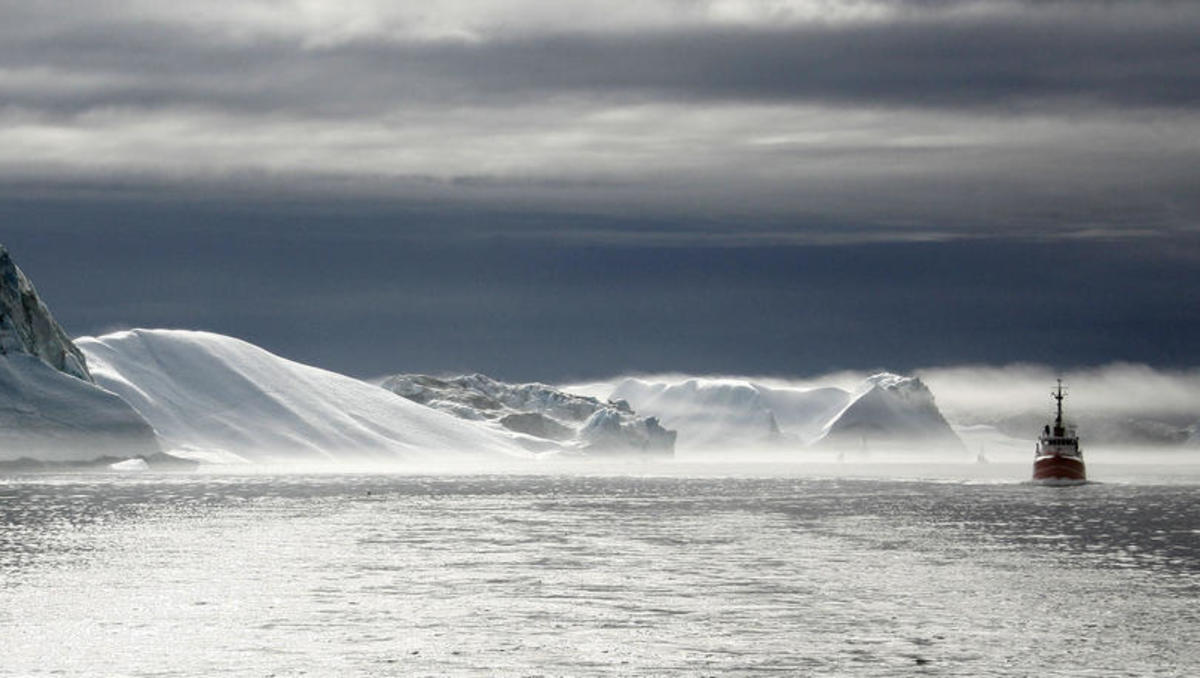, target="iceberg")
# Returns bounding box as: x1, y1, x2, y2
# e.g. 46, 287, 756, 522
0, 246, 160, 463
380, 373, 675, 456
600, 373, 963, 453
109, 457, 150, 471
814, 373, 964, 453
78, 330, 530, 463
